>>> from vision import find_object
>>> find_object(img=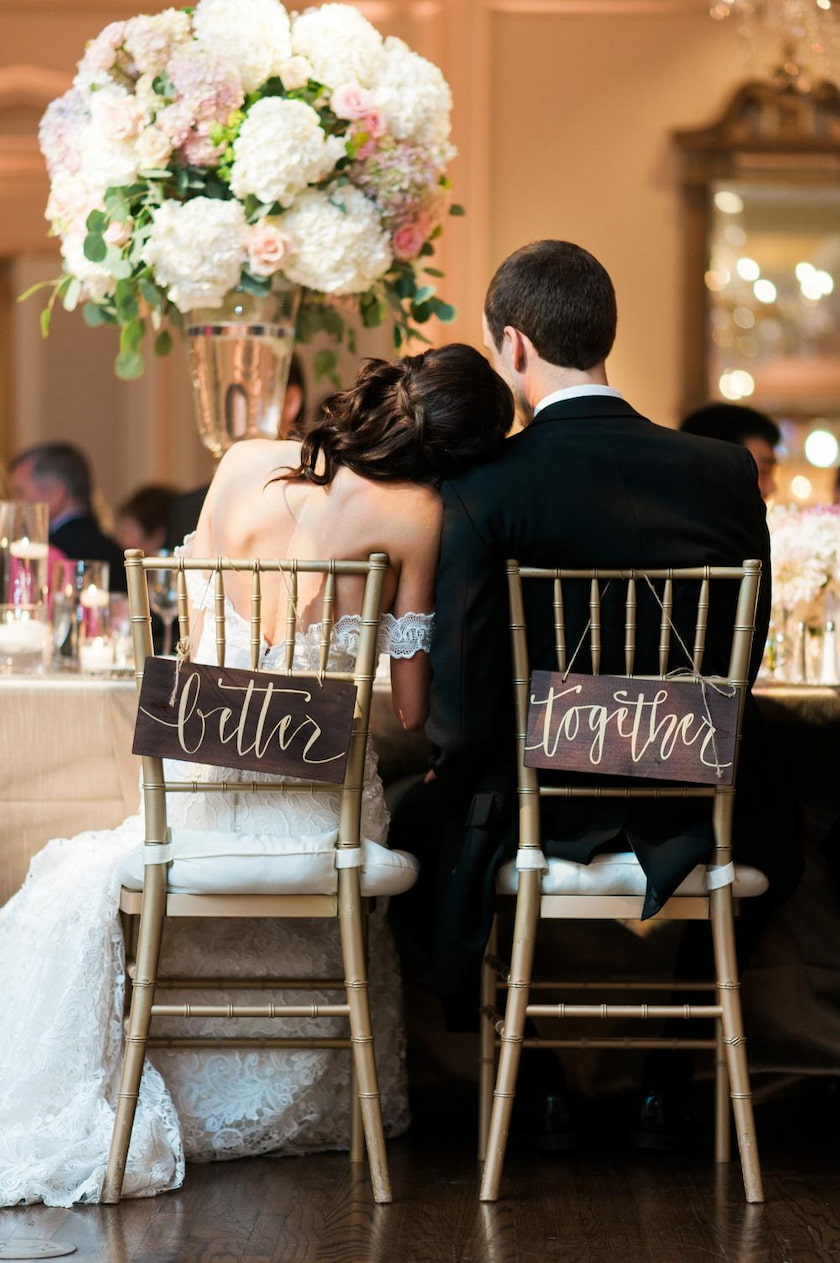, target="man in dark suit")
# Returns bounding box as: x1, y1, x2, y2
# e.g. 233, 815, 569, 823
9, 442, 126, 590
418, 240, 800, 1134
